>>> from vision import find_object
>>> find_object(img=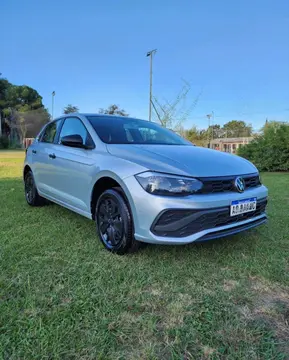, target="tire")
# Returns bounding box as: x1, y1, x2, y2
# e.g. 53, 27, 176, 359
24, 170, 47, 206
95, 187, 142, 254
